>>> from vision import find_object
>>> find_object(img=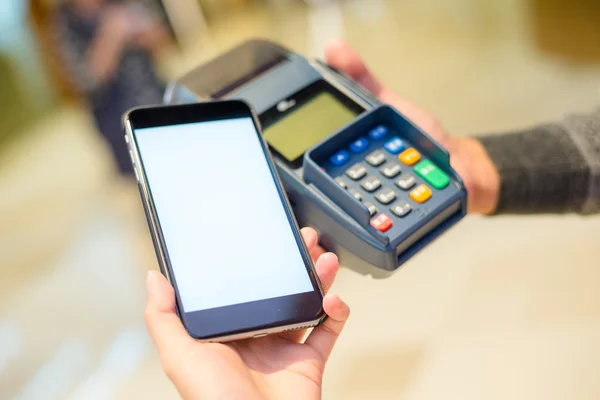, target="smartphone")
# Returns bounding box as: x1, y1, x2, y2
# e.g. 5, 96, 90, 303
124, 101, 326, 342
